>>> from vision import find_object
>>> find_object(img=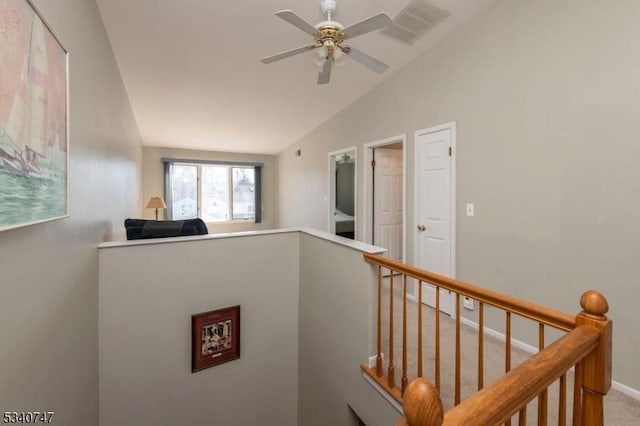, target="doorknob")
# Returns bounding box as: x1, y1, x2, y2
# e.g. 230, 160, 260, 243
417, 224, 427, 231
